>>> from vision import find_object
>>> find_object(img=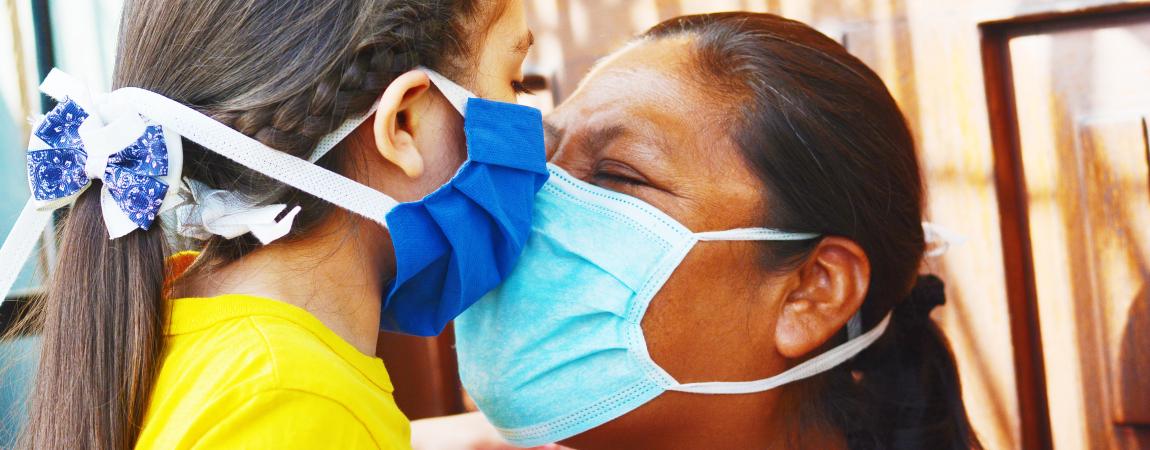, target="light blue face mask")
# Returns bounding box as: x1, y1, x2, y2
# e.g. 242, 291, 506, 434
454, 164, 893, 447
